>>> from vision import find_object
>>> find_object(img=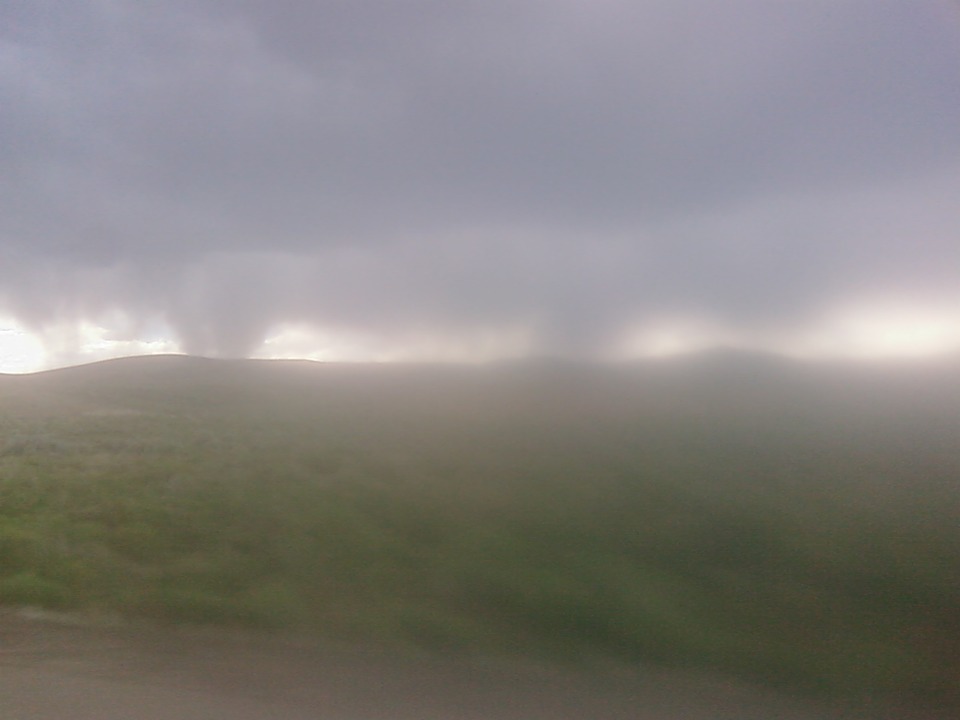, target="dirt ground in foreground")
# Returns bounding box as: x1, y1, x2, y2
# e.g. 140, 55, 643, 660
0, 609, 950, 720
